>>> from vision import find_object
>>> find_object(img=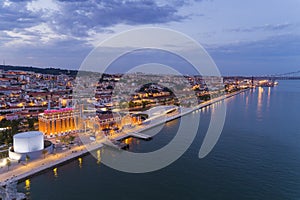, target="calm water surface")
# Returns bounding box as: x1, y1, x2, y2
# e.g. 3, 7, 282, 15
18, 80, 300, 200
